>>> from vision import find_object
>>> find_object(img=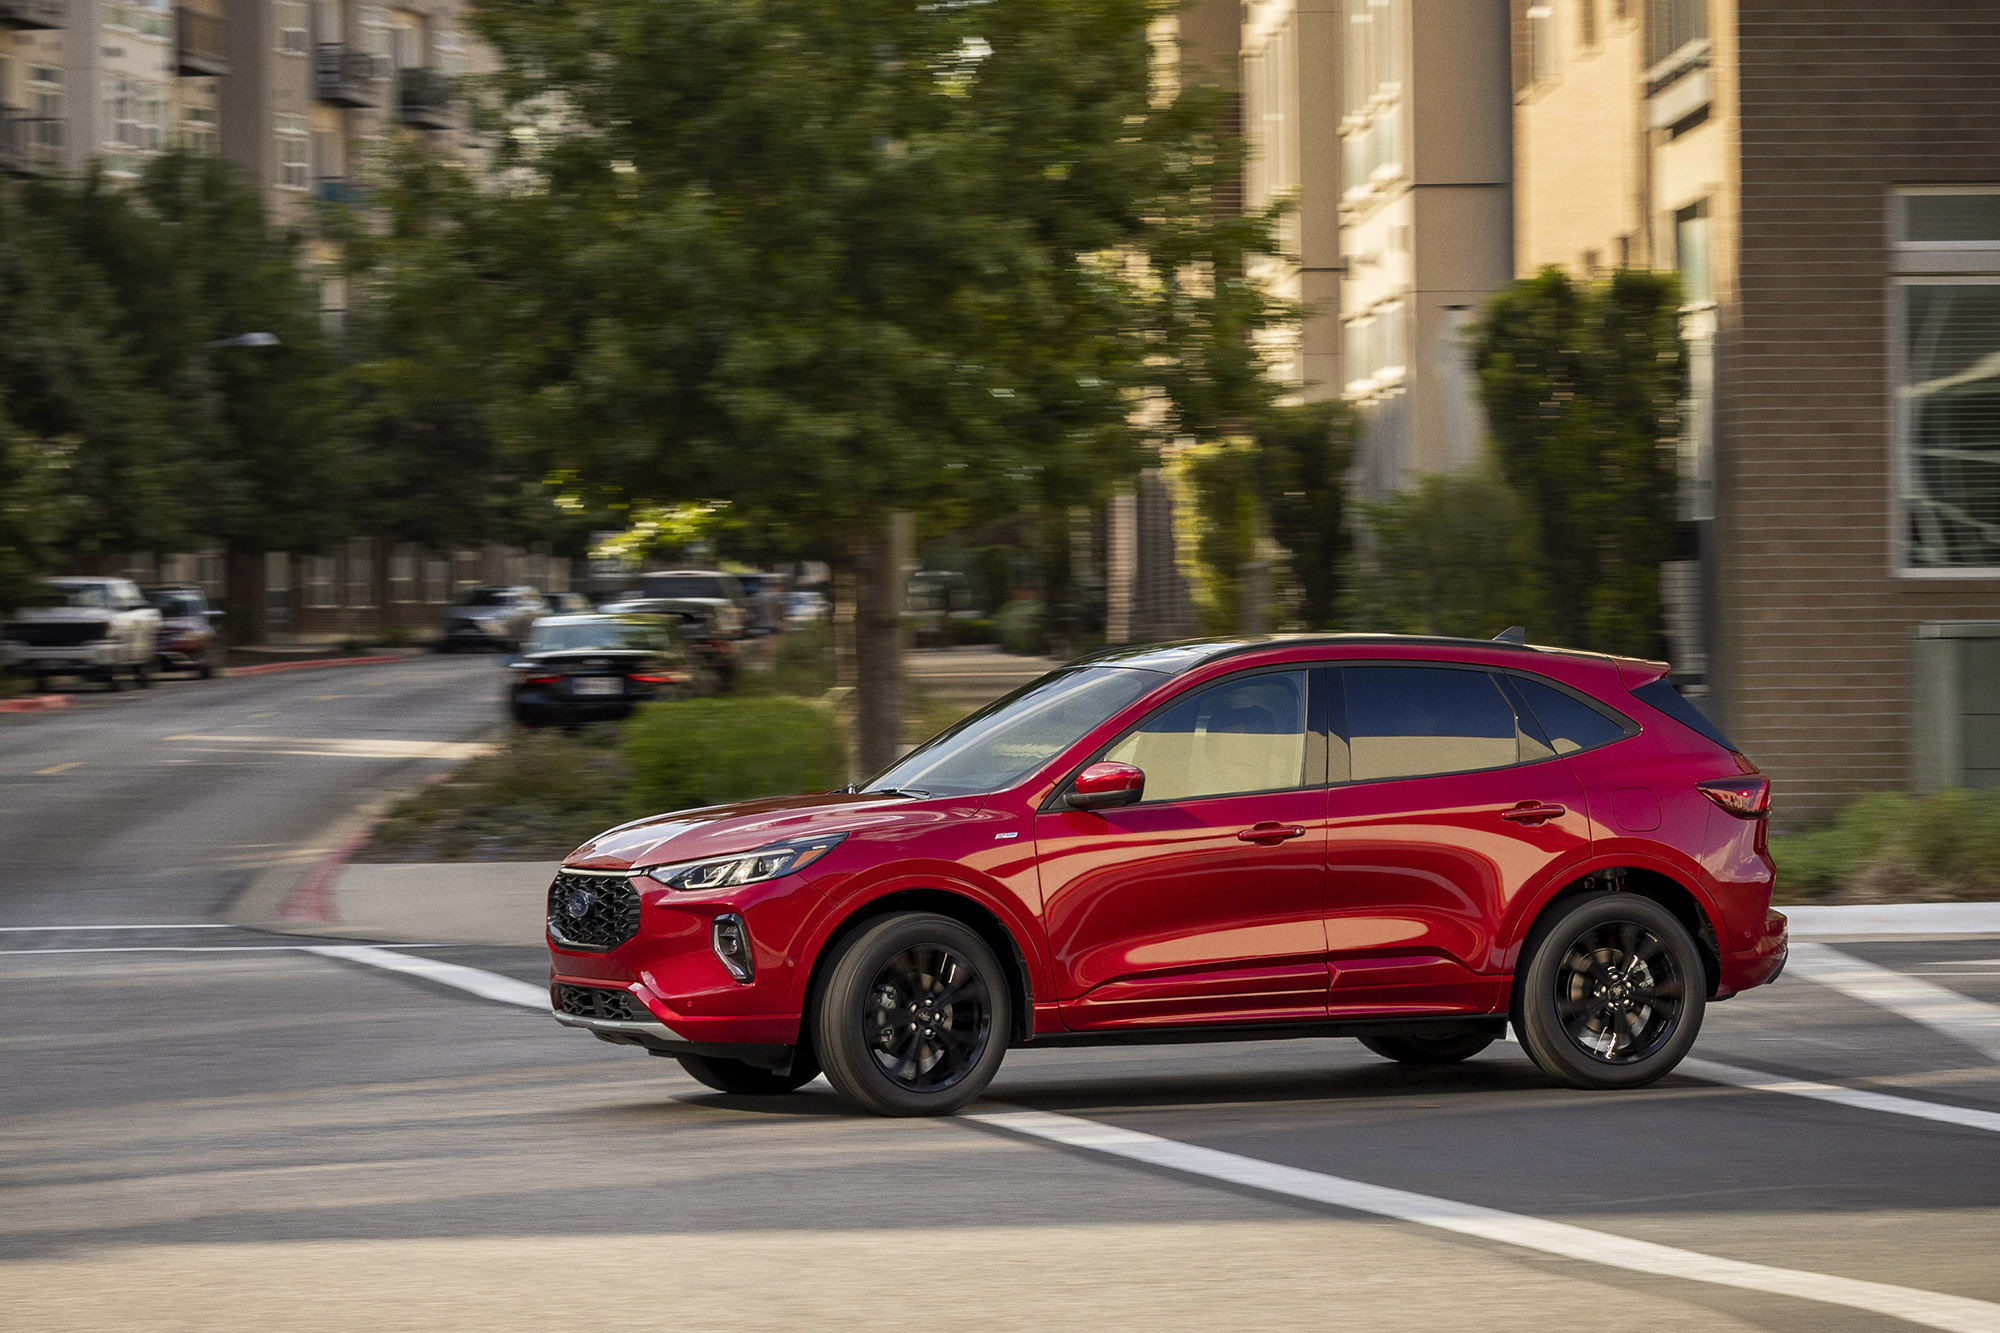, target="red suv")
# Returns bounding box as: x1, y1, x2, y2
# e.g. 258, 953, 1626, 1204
548, 635, 1787, 1115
